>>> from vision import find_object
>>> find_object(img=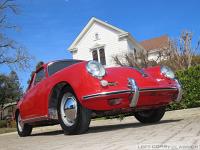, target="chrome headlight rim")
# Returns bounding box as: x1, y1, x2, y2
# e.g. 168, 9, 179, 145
160, 66, 175, 79
86, 60, 106, 78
